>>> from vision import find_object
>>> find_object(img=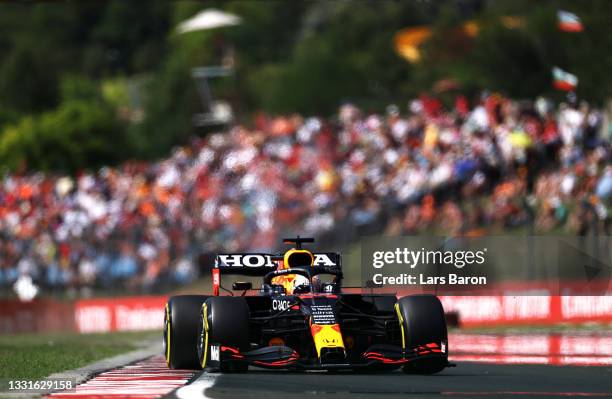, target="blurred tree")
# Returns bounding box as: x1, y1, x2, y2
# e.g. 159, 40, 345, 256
0, 3, 98, 113
130, 47, 199, 159
416, 0, 612, 103
0, 76, 125, 172
566, 0, 612, 103
241, 0, 426, 114
85, 0, 170, 75
0, 0, 171, 169
469, 18, 549, 97
129, 2, 215, 159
